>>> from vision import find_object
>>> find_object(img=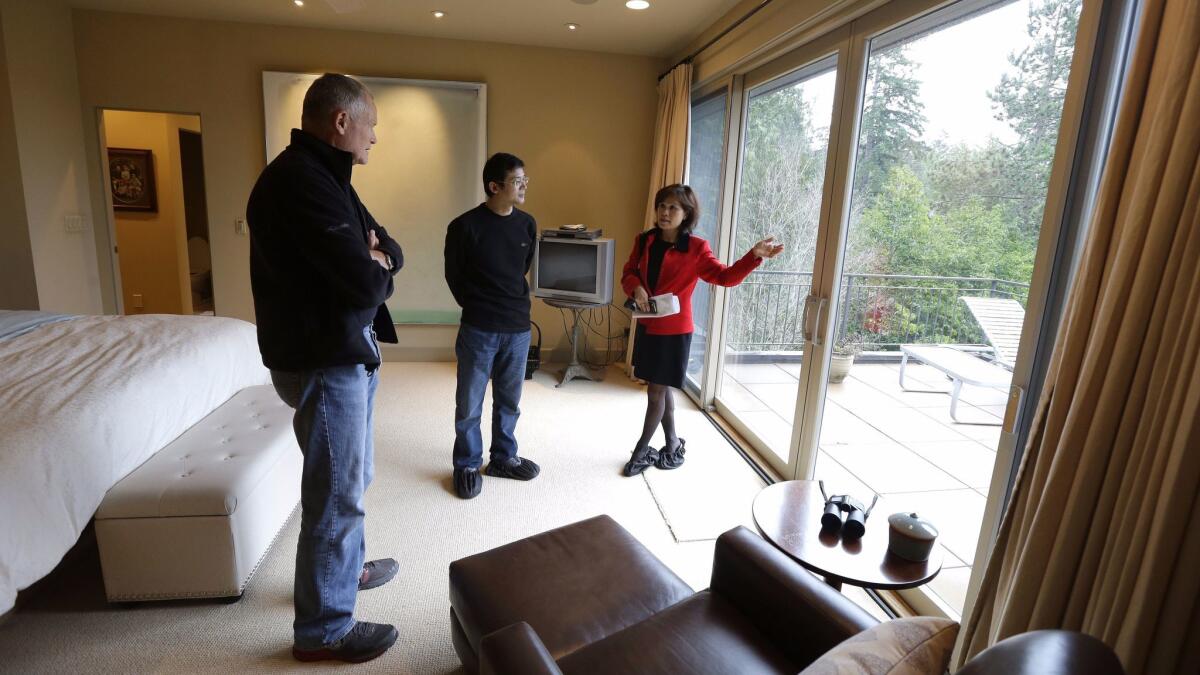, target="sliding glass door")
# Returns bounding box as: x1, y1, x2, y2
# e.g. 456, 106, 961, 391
686, 0, 1097, 618
711, 31, 850, 479
684, 91, 728, 397
811, 0, 1085, 616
